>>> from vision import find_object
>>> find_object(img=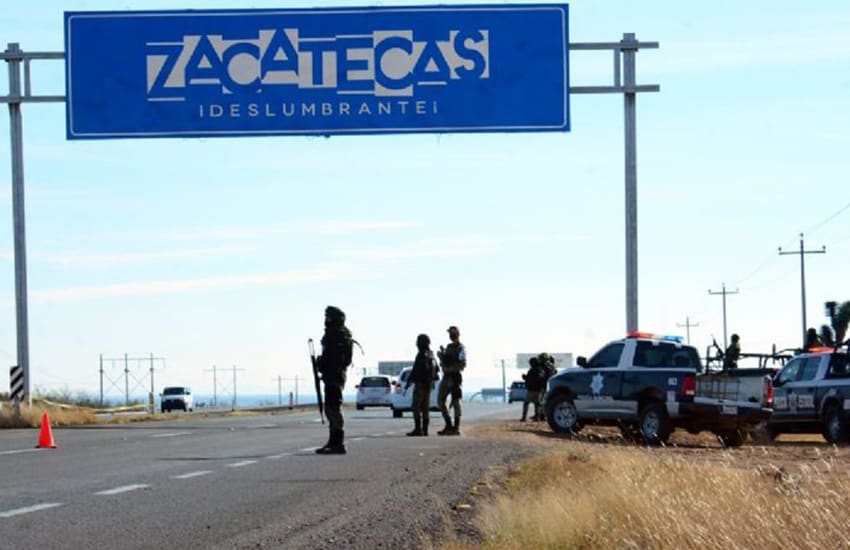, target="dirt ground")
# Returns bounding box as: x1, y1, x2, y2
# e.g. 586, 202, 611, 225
471, 420, 850, 477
